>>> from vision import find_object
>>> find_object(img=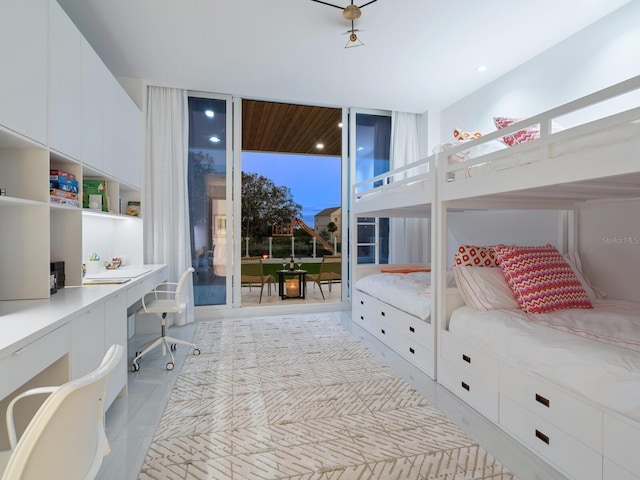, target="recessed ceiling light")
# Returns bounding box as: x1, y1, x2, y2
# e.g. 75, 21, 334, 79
477, 65, 487, 73
316, 143, 324, 149
209, 135, 221, 143
357, 146, 364, 152
338, 122, 343, 128
205, 110, 214, 118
